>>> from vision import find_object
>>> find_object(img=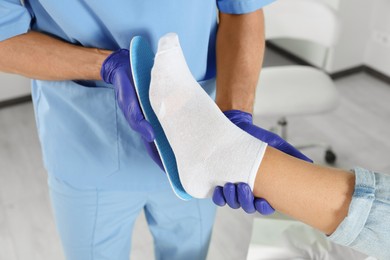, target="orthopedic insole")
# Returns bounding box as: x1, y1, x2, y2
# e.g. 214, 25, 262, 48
130, 36, 192, 200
